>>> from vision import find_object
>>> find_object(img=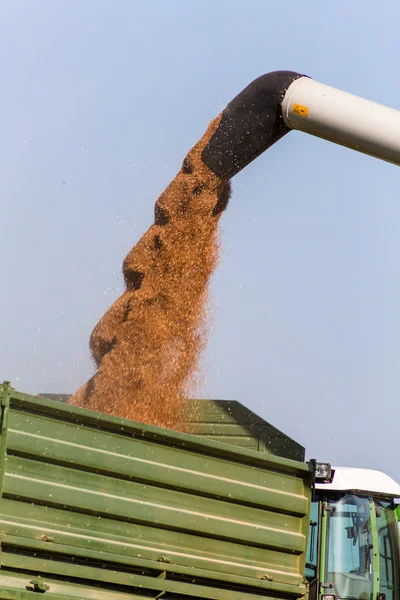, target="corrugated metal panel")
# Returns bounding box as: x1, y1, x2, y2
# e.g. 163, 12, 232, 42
185, 400, 305, 461
0, 384, 311, 600
40, 395, 305, 462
